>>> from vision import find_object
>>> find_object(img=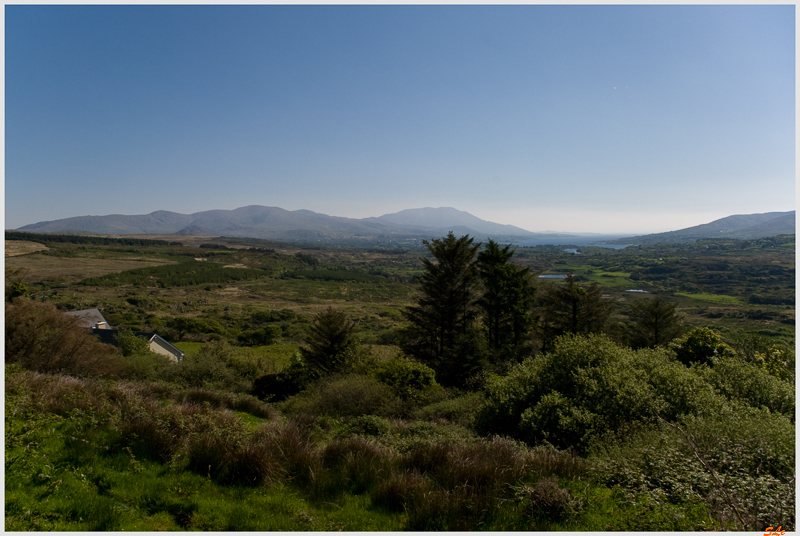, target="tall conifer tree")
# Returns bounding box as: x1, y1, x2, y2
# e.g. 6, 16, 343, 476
476, 240, 536, 362
402, 232, 481, 387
